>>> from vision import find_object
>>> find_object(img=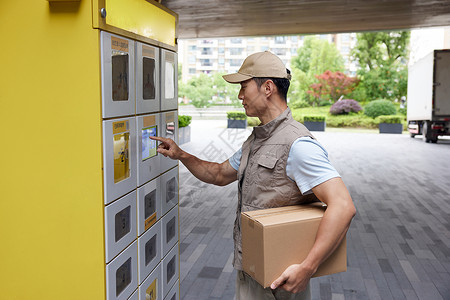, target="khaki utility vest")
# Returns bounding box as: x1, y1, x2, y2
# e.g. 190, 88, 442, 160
233, 108, 319, 270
